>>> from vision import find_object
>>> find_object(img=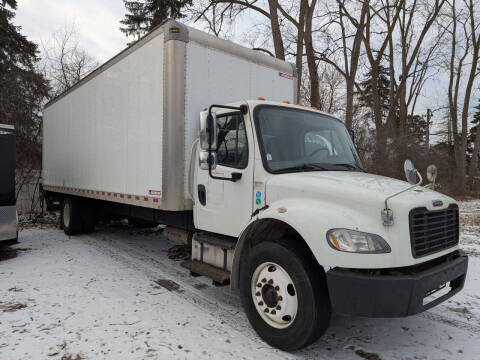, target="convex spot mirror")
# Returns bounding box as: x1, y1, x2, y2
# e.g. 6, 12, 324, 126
199, 150, 217, 170
199, 111, 218, 151
427, 164, 437, 183
404, 159, 418, 185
